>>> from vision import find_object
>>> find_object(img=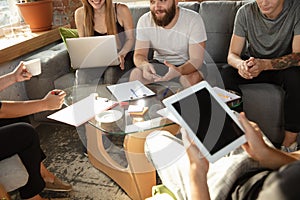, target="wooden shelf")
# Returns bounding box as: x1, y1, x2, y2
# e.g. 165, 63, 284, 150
0, 25, 68, 65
